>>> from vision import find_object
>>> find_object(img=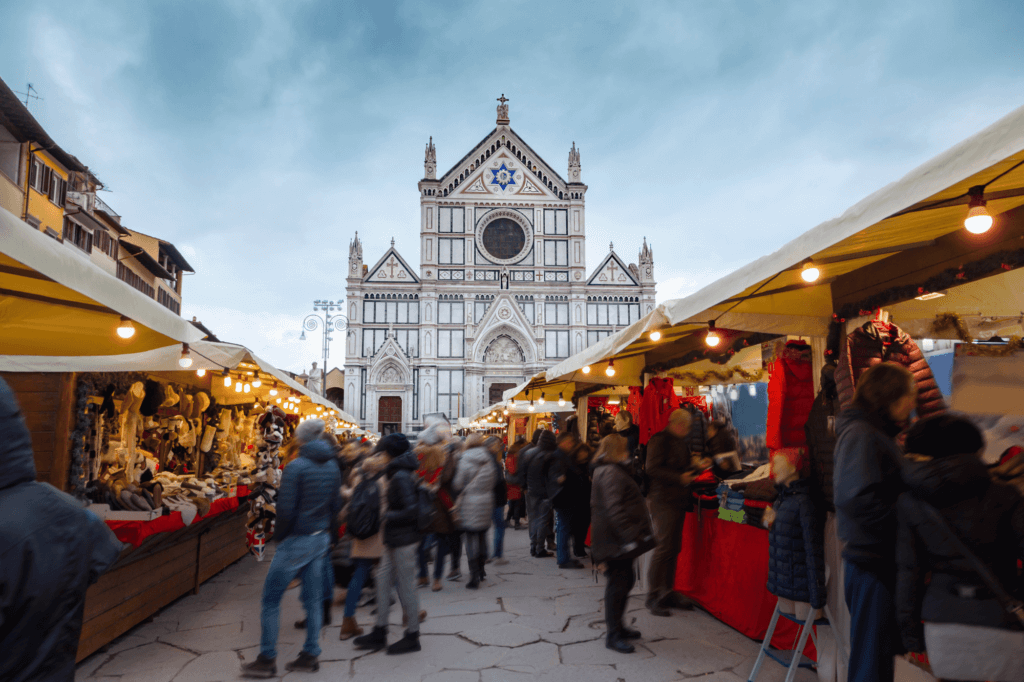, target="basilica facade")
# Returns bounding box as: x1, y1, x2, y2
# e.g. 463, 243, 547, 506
343, 98, 656, 434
